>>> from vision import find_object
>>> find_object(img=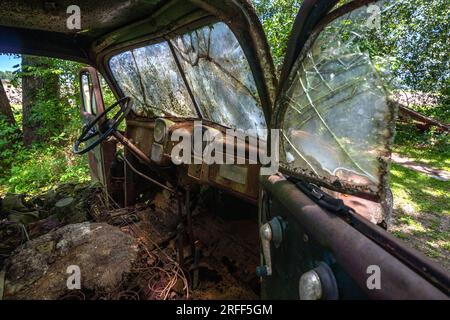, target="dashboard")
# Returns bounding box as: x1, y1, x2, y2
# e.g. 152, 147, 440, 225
125, 117, 262, 202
